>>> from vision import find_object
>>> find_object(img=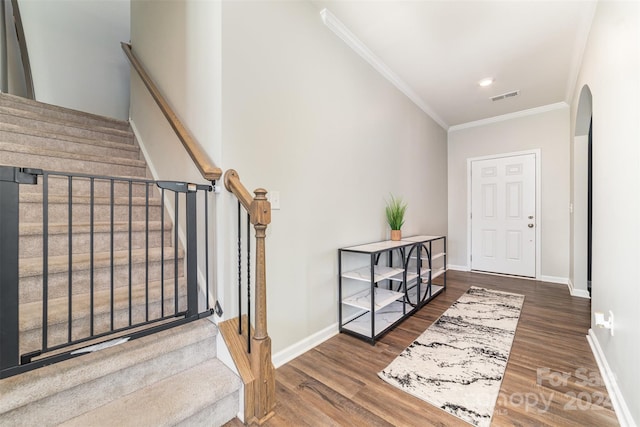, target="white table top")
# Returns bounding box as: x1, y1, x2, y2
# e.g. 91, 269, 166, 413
341, 239, 415, 253
401, 235, 445, 243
